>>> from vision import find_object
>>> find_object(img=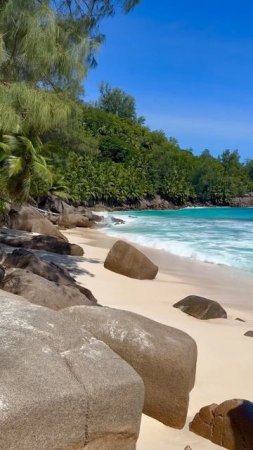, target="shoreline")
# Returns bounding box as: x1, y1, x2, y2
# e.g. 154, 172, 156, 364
62, 227, 253, 449
93, 226, 253, 313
